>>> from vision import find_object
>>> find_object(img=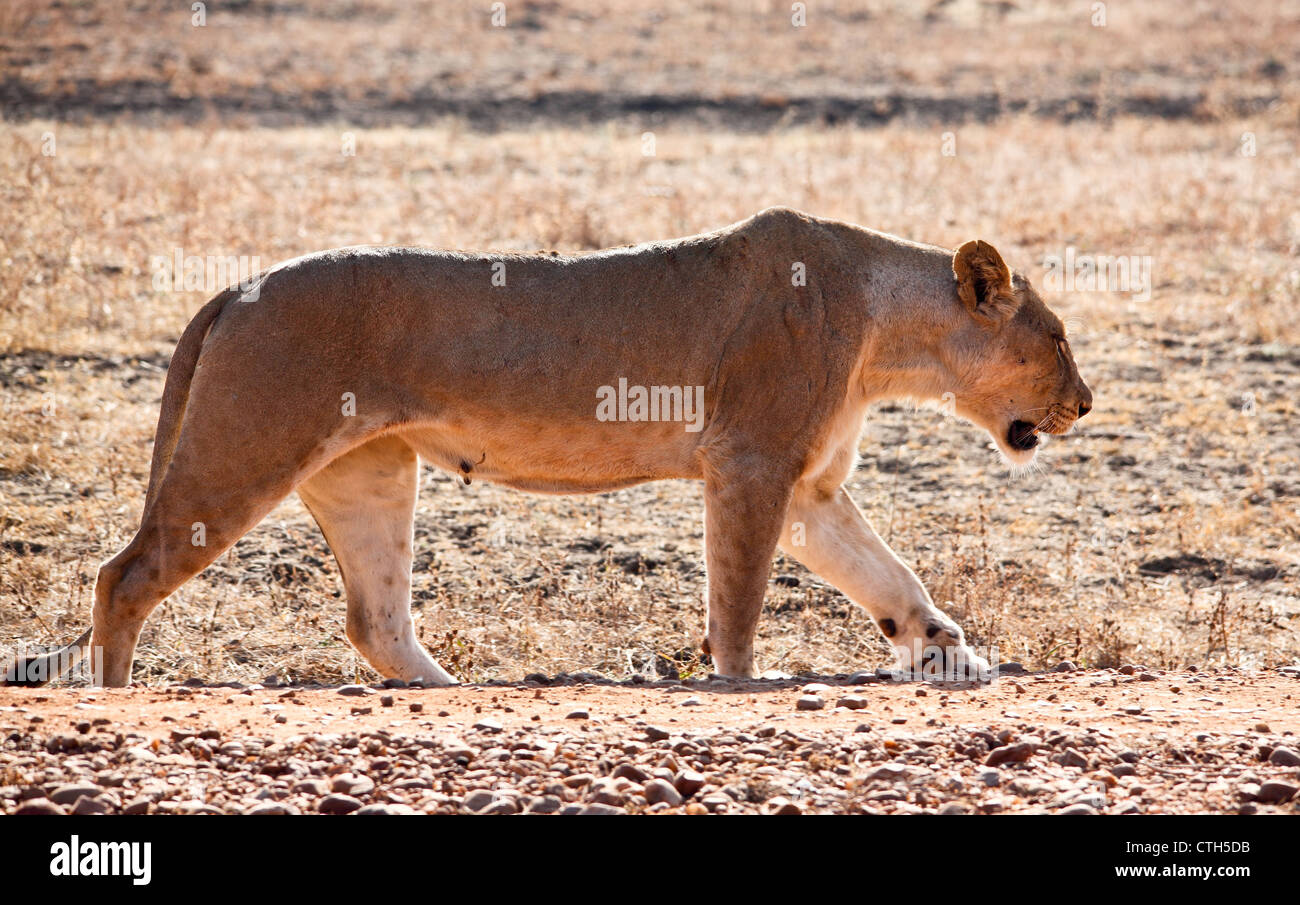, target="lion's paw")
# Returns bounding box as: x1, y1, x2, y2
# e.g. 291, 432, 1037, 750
890, 616, 993, 683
